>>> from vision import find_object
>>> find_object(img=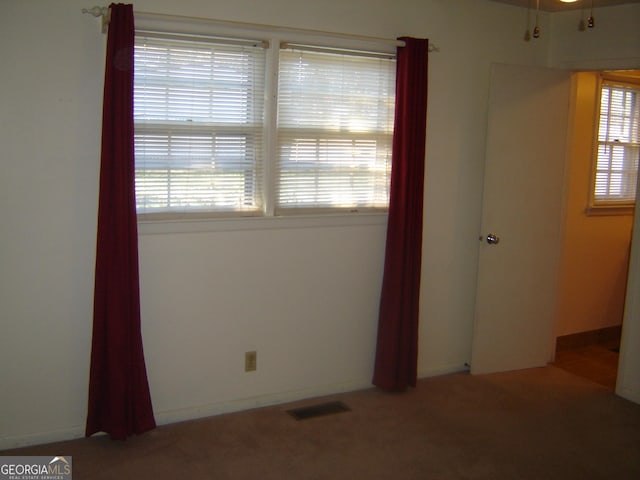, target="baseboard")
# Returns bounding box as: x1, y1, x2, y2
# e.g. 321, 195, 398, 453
153, 378, 376, 428
0, 426, 90, 452
1, 365, 468, 451
156, 365, 468, 427
556, 325, 622, 351
418, 362, 469, 379
0, 380, 373, 451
